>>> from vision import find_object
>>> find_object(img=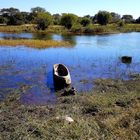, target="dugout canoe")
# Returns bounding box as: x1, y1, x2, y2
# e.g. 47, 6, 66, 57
53, 64, 71, 90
